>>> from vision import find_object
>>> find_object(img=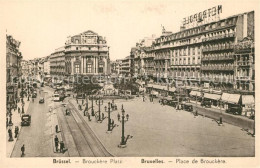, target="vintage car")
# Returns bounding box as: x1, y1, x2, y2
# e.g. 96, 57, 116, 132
167, 100, 179, 107
226, 107, 242, 115
39, 97, 45, 104
181, 103, 193, 112
21, 114, 31, 126
201, 100, 211, 108
32, 91, 37, 98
